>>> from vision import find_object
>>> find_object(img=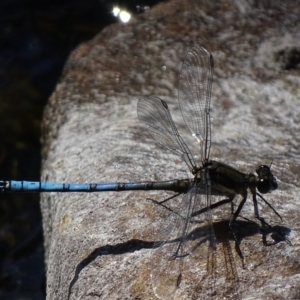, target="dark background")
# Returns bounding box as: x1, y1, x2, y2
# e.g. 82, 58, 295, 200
0, 1, 162, 299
